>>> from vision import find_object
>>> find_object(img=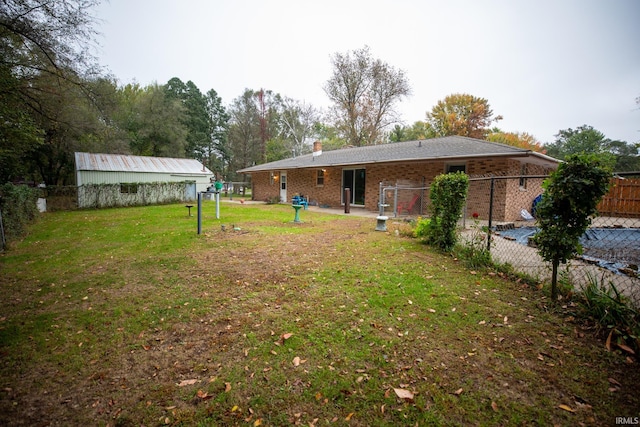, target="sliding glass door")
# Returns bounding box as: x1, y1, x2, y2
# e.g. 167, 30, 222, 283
342, 168, 366, 206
